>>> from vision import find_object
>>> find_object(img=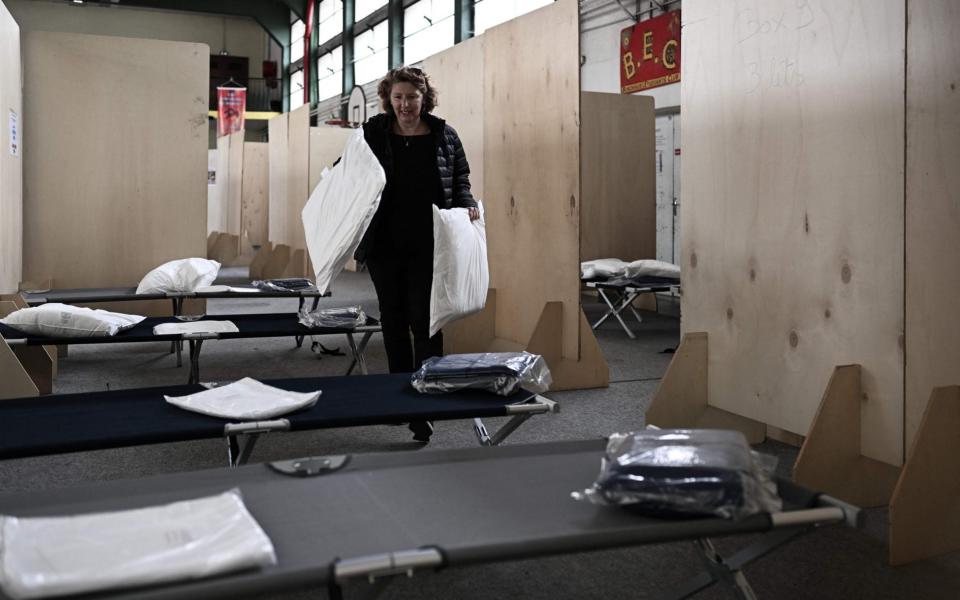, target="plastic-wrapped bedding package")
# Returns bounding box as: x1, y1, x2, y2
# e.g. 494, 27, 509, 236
251, 278, 318, 292
429, 202, 489, 336
302, 128, 386, 295
0, 489, 277, 600
299, 305, 367, 329
411, 352, 552, 396
572, 429, 782, 520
